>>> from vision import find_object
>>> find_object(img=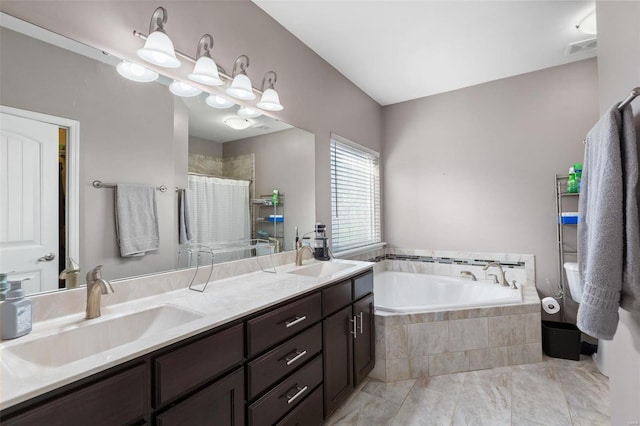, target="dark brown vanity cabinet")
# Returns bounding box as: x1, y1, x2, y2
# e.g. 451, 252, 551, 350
0, 268, 374, 426
323, 271, 375, 418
